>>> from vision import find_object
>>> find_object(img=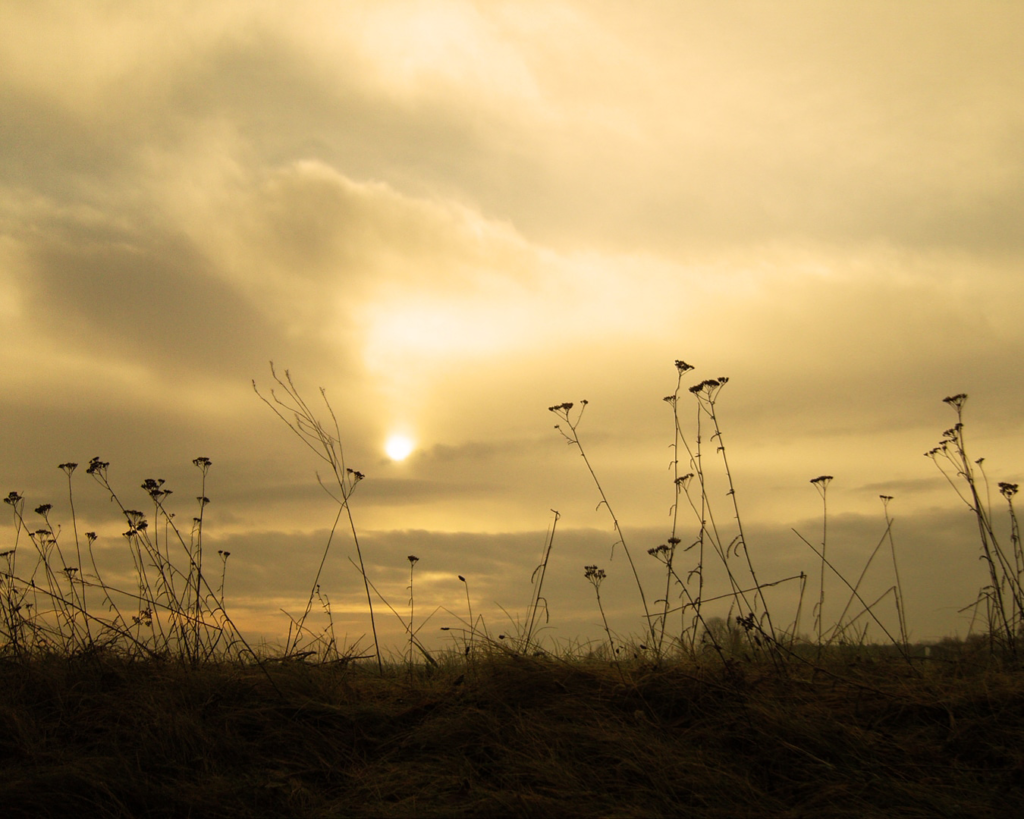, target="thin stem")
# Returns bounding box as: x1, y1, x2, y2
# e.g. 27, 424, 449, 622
880, 495, 908, 649
254, 364, 383, 674
811, 476, 832, 649
793, 528, 908, 660
584, 565, 616, 660
550, 402, 655, 647
408, 555, 419, 669
458, 574, 475, 654
525, 509, 559, 651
